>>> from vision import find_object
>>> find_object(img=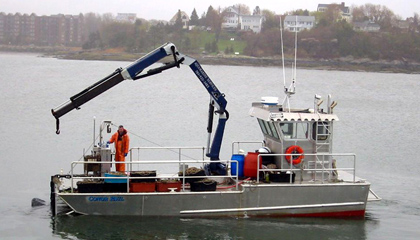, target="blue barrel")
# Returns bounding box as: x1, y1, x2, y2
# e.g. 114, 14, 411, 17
231, 154, 245, 177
